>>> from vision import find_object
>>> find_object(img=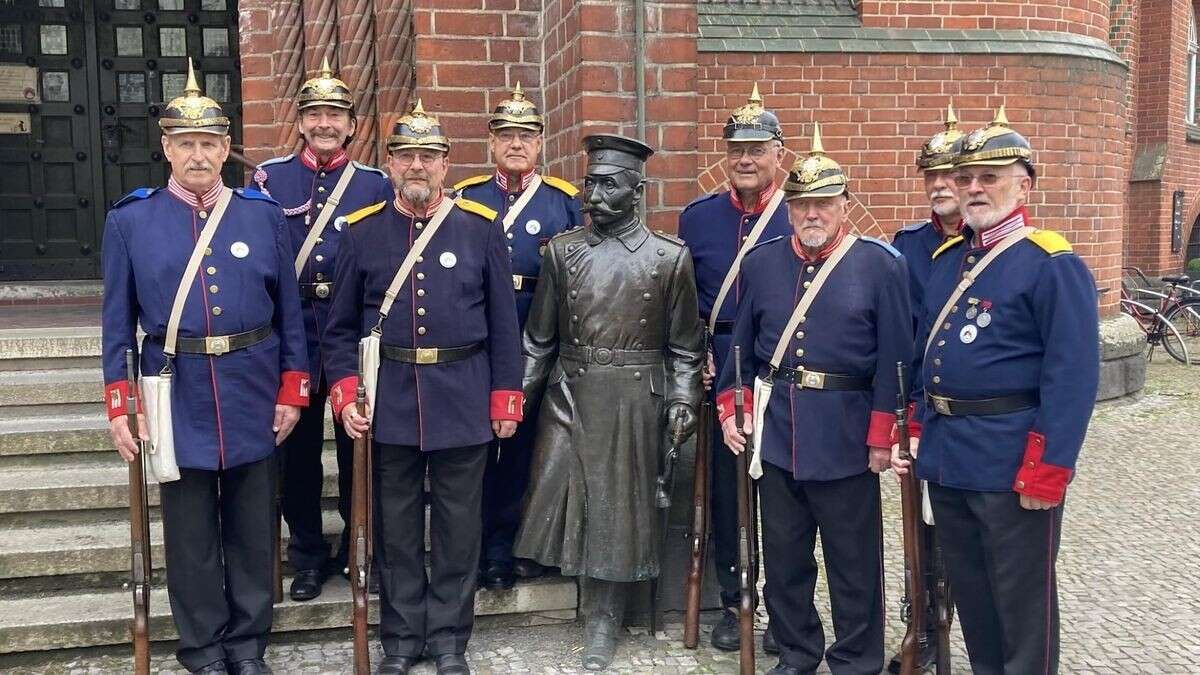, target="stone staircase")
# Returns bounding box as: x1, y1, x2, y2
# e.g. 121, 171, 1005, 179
0, 319, 577, 657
